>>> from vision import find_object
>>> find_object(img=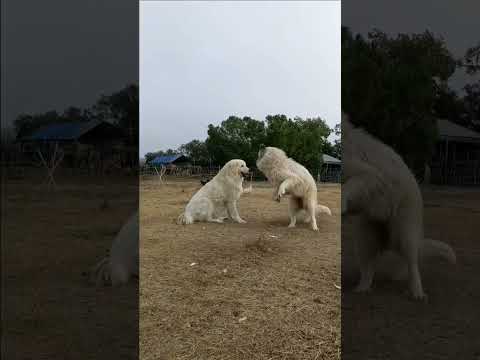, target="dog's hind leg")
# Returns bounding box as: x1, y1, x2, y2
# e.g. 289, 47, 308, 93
201, 201, 224, 223
306, 198, 319, 231
214, 207, 229, 221
391, 214, 426, 300
287, 197, 301, 228
402, 242, 425, 300
405, 249, 425, 300
206, 208, 224, 223
354, 235, 381, 293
